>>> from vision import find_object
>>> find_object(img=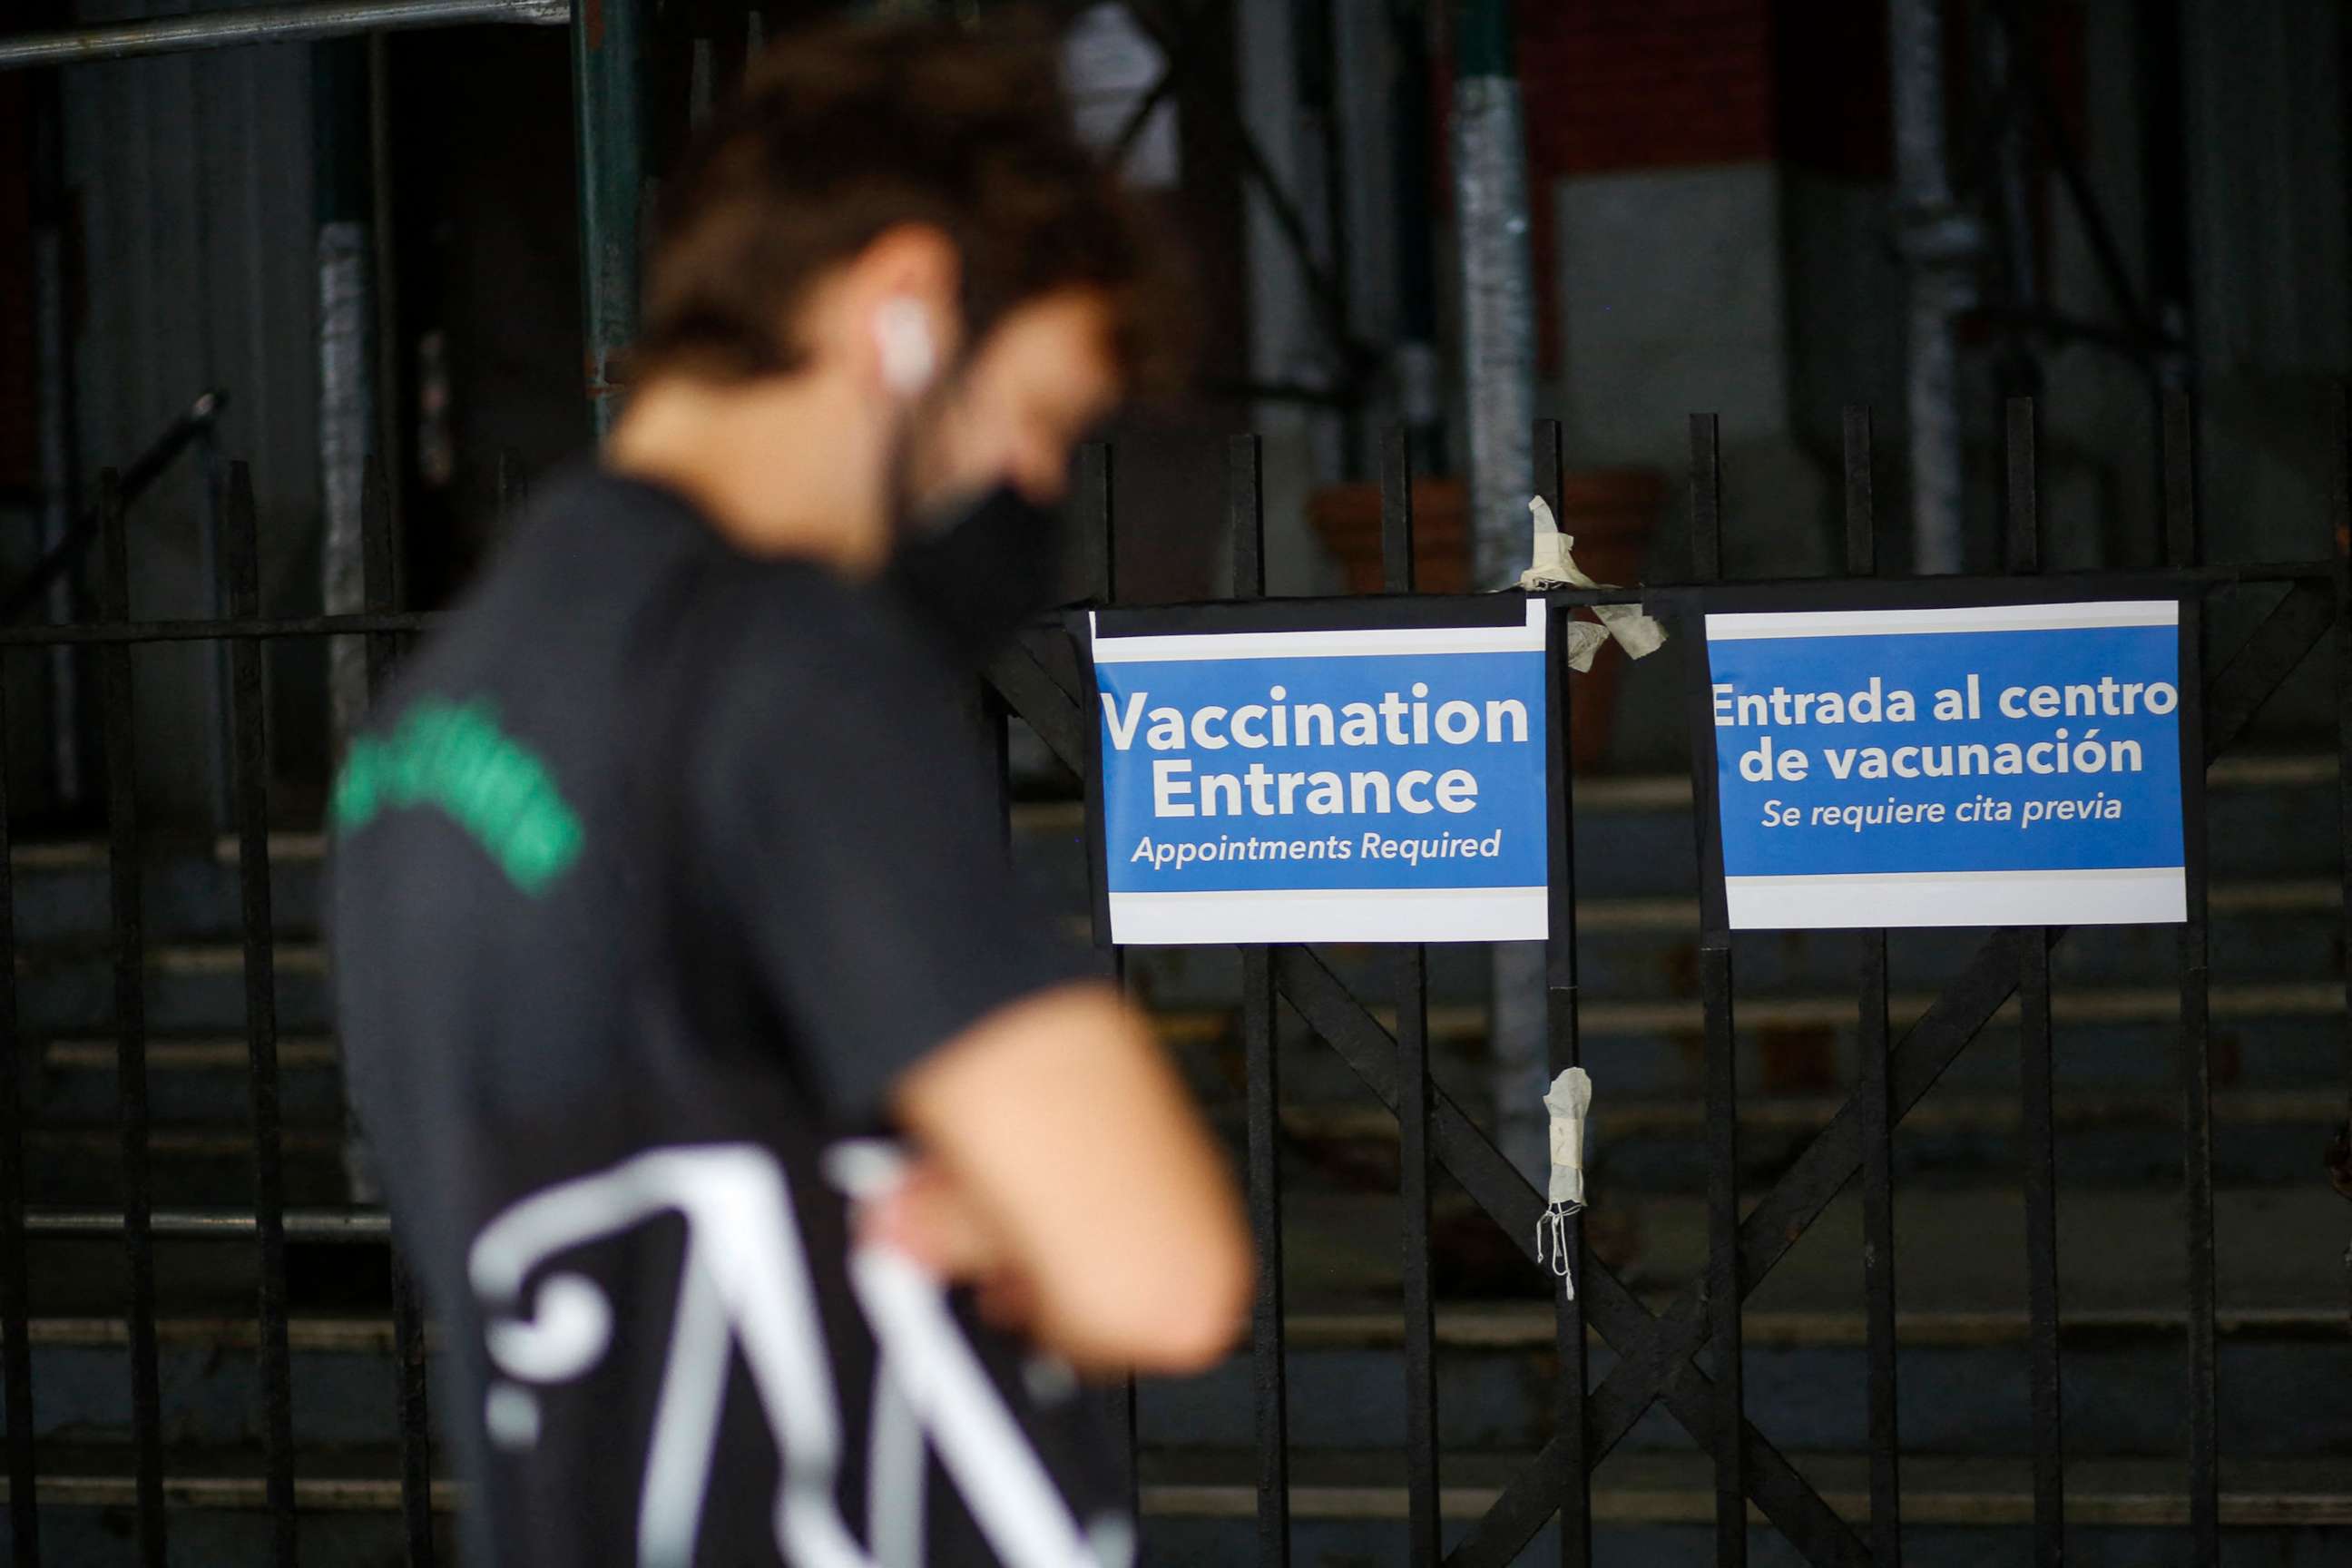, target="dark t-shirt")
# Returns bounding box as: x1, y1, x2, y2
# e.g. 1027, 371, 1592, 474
328, 467, 1122, 1567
